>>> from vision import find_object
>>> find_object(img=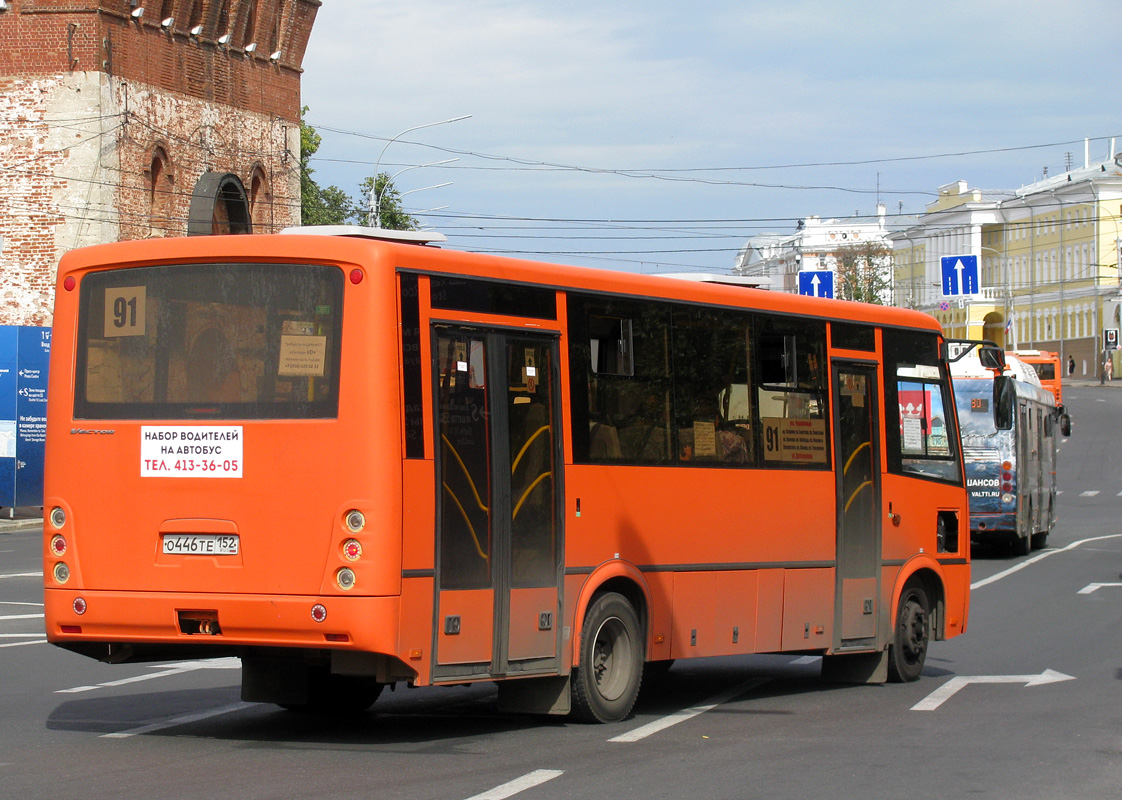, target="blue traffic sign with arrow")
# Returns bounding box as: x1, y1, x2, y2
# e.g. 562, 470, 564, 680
798, 270, 834, 299
941, 254, 979, 296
